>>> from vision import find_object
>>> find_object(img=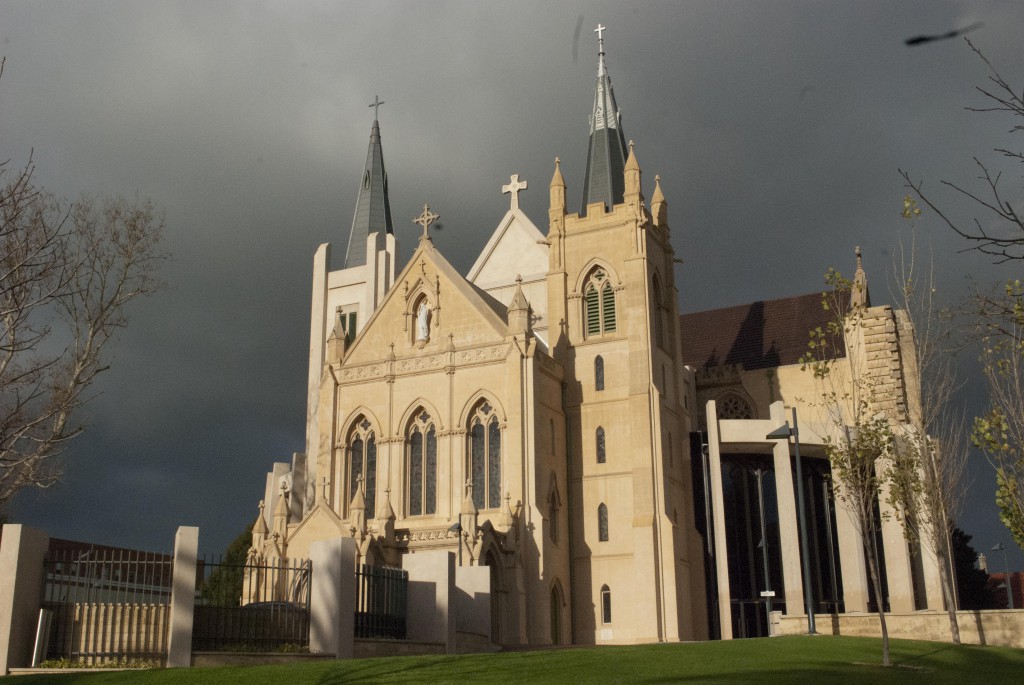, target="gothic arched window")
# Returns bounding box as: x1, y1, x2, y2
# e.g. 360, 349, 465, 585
598, 503, 609, 541
348, 417, 376, 518
407, 409, 437, 516
469, 401, 502, 509
548, 476, 560, 545
601, 585, 612, 624
584, 268, 616, 336
596, 427, 606, 464
595, 355, 605, 391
